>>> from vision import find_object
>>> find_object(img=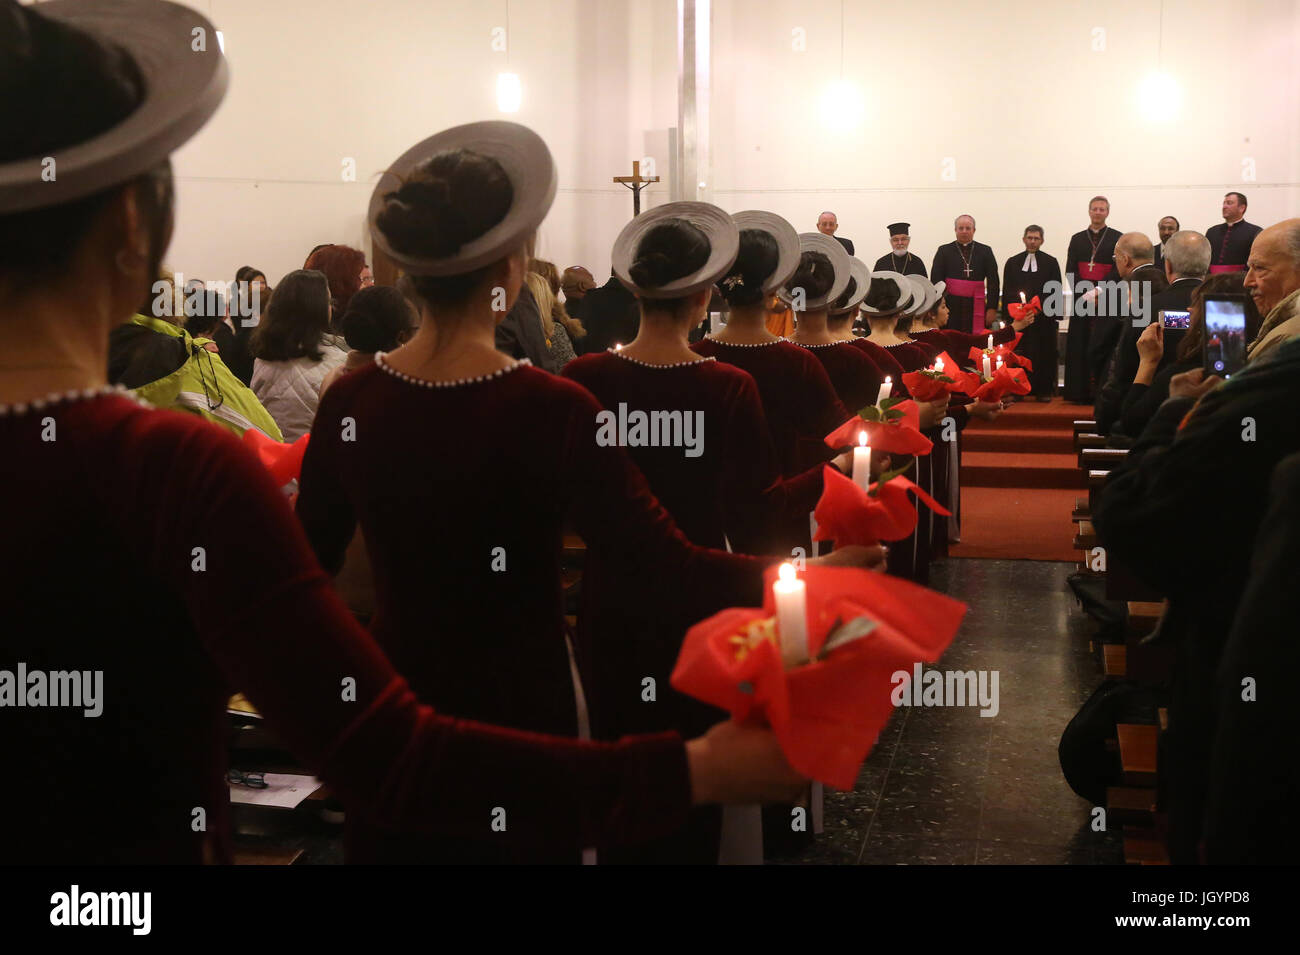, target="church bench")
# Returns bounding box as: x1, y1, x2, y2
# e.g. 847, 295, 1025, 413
1102, 643, 1127, 678
1117, 723, 1159, 786
1079, 447, 1129, 470
1124, 831, 1171, 865
1074, 432, 1107, 451
1073, 419, 1098, 436
1107, 786, 1158, 826
1071, 499, 1090, 521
